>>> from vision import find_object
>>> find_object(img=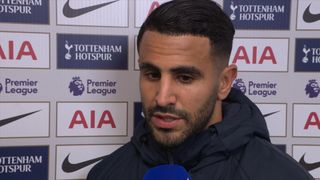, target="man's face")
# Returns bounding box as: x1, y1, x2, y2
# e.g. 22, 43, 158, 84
139, 31, 221, 147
